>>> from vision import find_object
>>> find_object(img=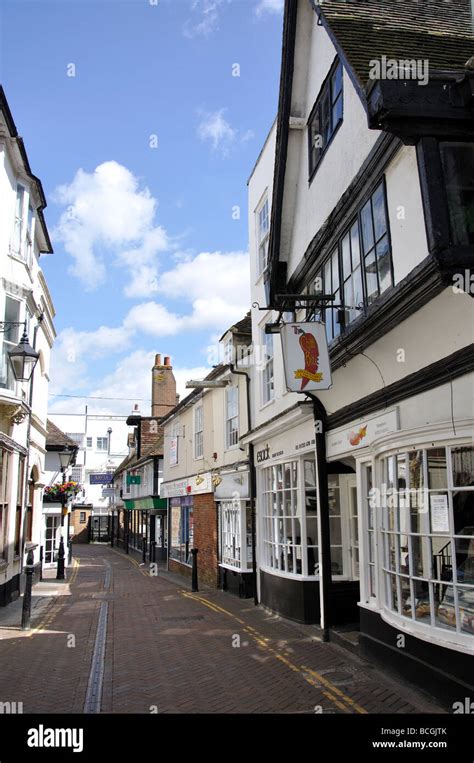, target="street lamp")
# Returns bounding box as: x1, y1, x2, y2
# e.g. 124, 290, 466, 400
56, 445, 76, 580
7, 325, 40, 382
